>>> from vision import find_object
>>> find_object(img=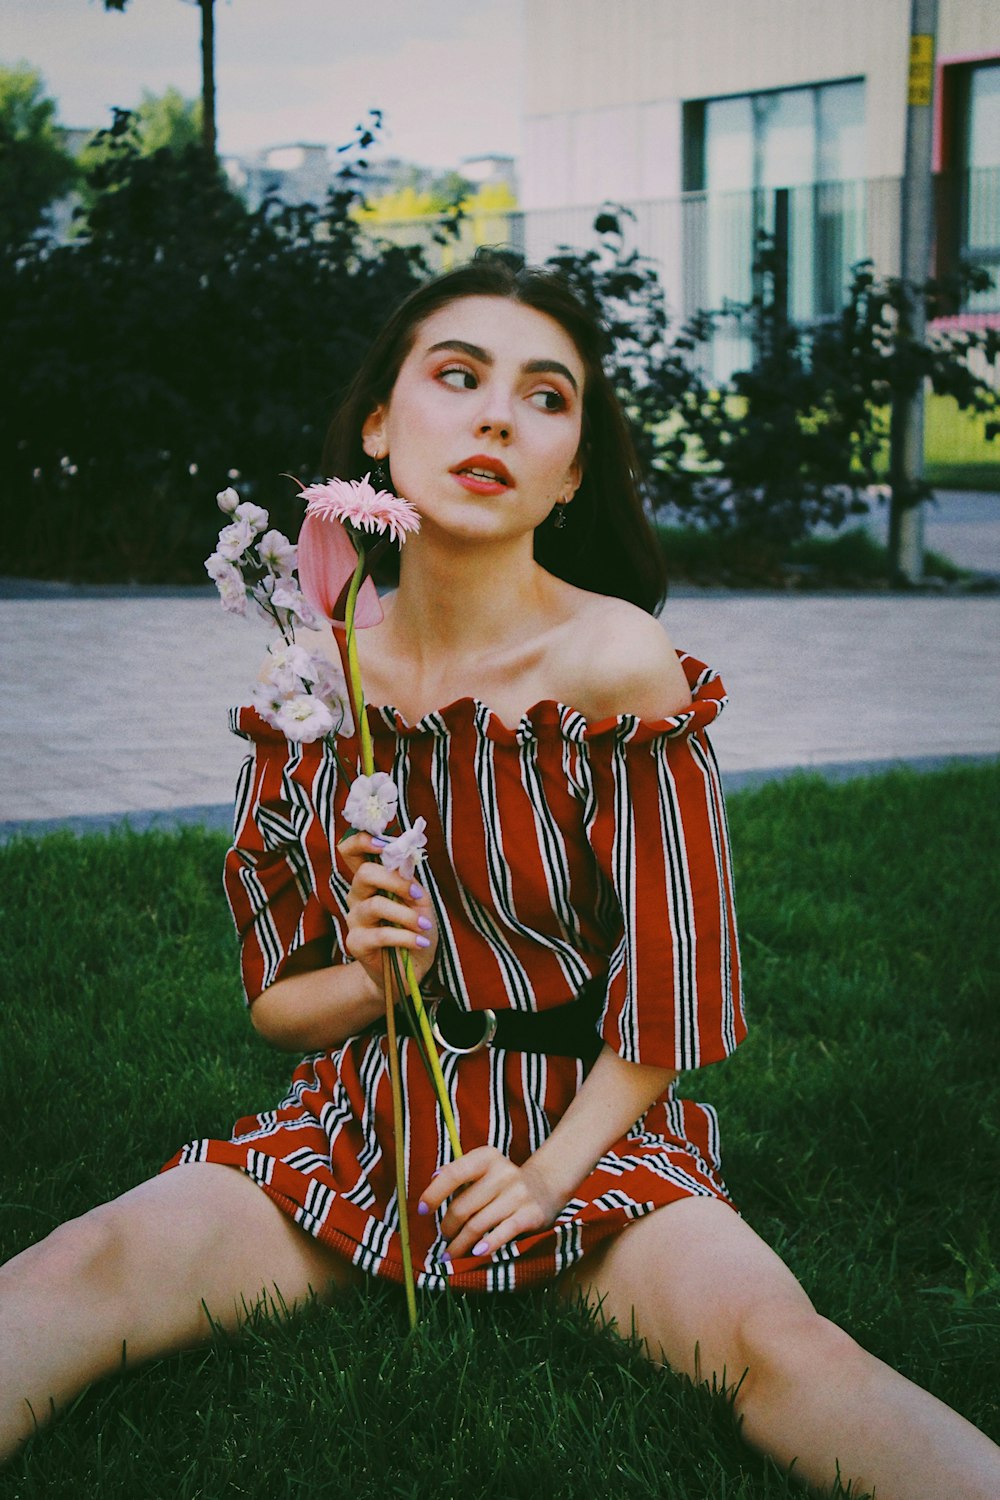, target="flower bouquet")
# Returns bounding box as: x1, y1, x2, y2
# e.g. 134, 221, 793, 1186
206, 476, 462, 1325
